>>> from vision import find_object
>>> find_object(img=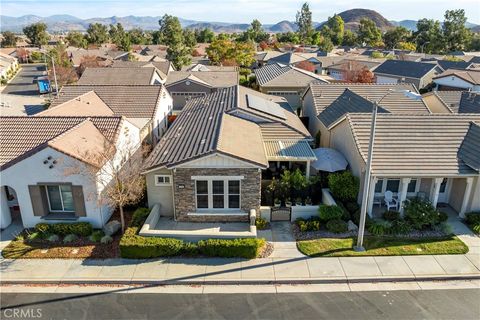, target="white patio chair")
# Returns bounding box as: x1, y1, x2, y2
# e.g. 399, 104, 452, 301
384, 191, 398, 211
